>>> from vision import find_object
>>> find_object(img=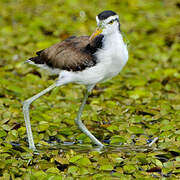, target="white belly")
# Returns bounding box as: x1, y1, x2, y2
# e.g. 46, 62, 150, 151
98, 44, 128, 82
